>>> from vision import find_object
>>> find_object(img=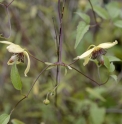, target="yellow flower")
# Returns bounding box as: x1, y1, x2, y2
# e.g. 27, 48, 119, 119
0, 41, 30, 76
74, 40, 118, 66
